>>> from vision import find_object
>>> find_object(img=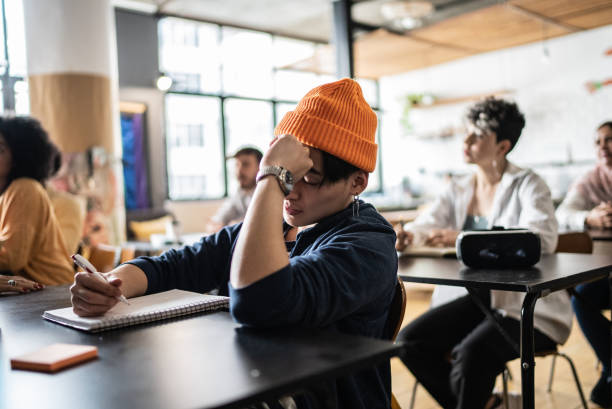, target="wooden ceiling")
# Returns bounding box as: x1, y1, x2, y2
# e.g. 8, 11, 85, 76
286, 0, 612, 78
